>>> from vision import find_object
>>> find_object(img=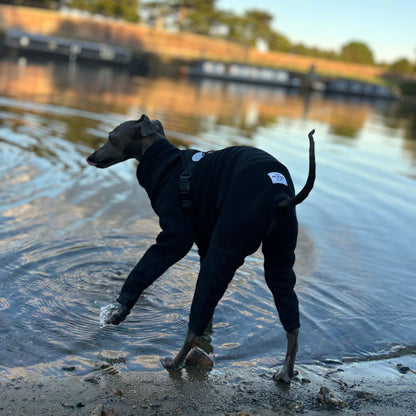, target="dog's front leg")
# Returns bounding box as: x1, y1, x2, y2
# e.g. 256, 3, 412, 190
161, 328, 197, 371
273, 328, 299, 384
